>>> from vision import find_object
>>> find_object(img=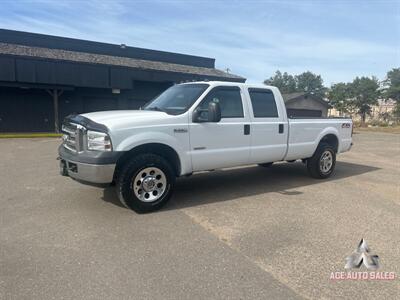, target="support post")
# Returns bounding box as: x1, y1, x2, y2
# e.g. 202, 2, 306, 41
47, 89, 63, 133
53, 89, 59, 133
